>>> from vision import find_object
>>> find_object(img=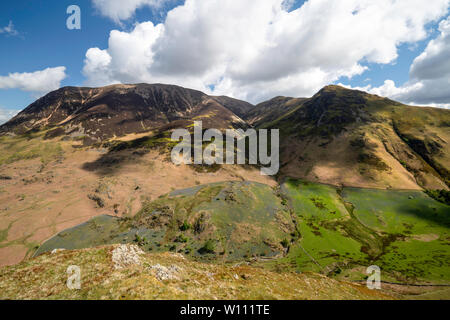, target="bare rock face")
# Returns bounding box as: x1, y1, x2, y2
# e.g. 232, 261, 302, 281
112, 244, 145, 270
0, 83, 253, 141
149, 264, 182, 281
